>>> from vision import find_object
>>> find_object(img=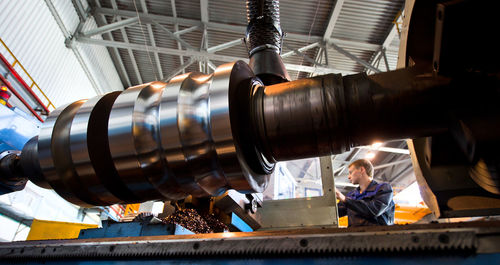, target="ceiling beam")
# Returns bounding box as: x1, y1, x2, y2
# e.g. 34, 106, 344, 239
170, 0, 186, 74
207, 38, 243, 53
368, 26, 398, 74
323, 0, 345, 40
77, 37, 242, 61
334, 148, 361, 177
200, 0, 209, 23
382, 48, 390, 72
326, 40, 381, 73
286, 161, 315, 180
336, 161, 413, 180
174, 25, 199, 36
282, 42, 320, 58
373, 141, 408, 181
200, 0, 213, 73
374, 159, 412, 170
207, 61, 216, 71
386, 164, 414, 185
71, 0, 88, 22
75, 37, 352, 75
284, 63, 352, 75
110, 0, 142, 84
152, 21, 194, 50
163, 57, 196, 82
140, 0, 163, 80
382, 23, 399, 49
367, 10, 403, 74
93, 7, 381, 51
283, 43, 325, 67
81, 17, 139, 37
92, 0, 131, 88
310, 0, 344, 76
44, 0, 102, 94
